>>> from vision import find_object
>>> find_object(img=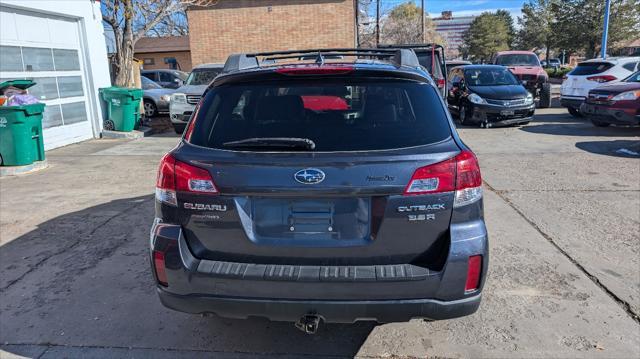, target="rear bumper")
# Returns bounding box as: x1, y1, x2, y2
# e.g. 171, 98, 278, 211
150, 218, 488, 323
580, 103, 640, 125
560, 96, 585, 109
158, 288, 481, 323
